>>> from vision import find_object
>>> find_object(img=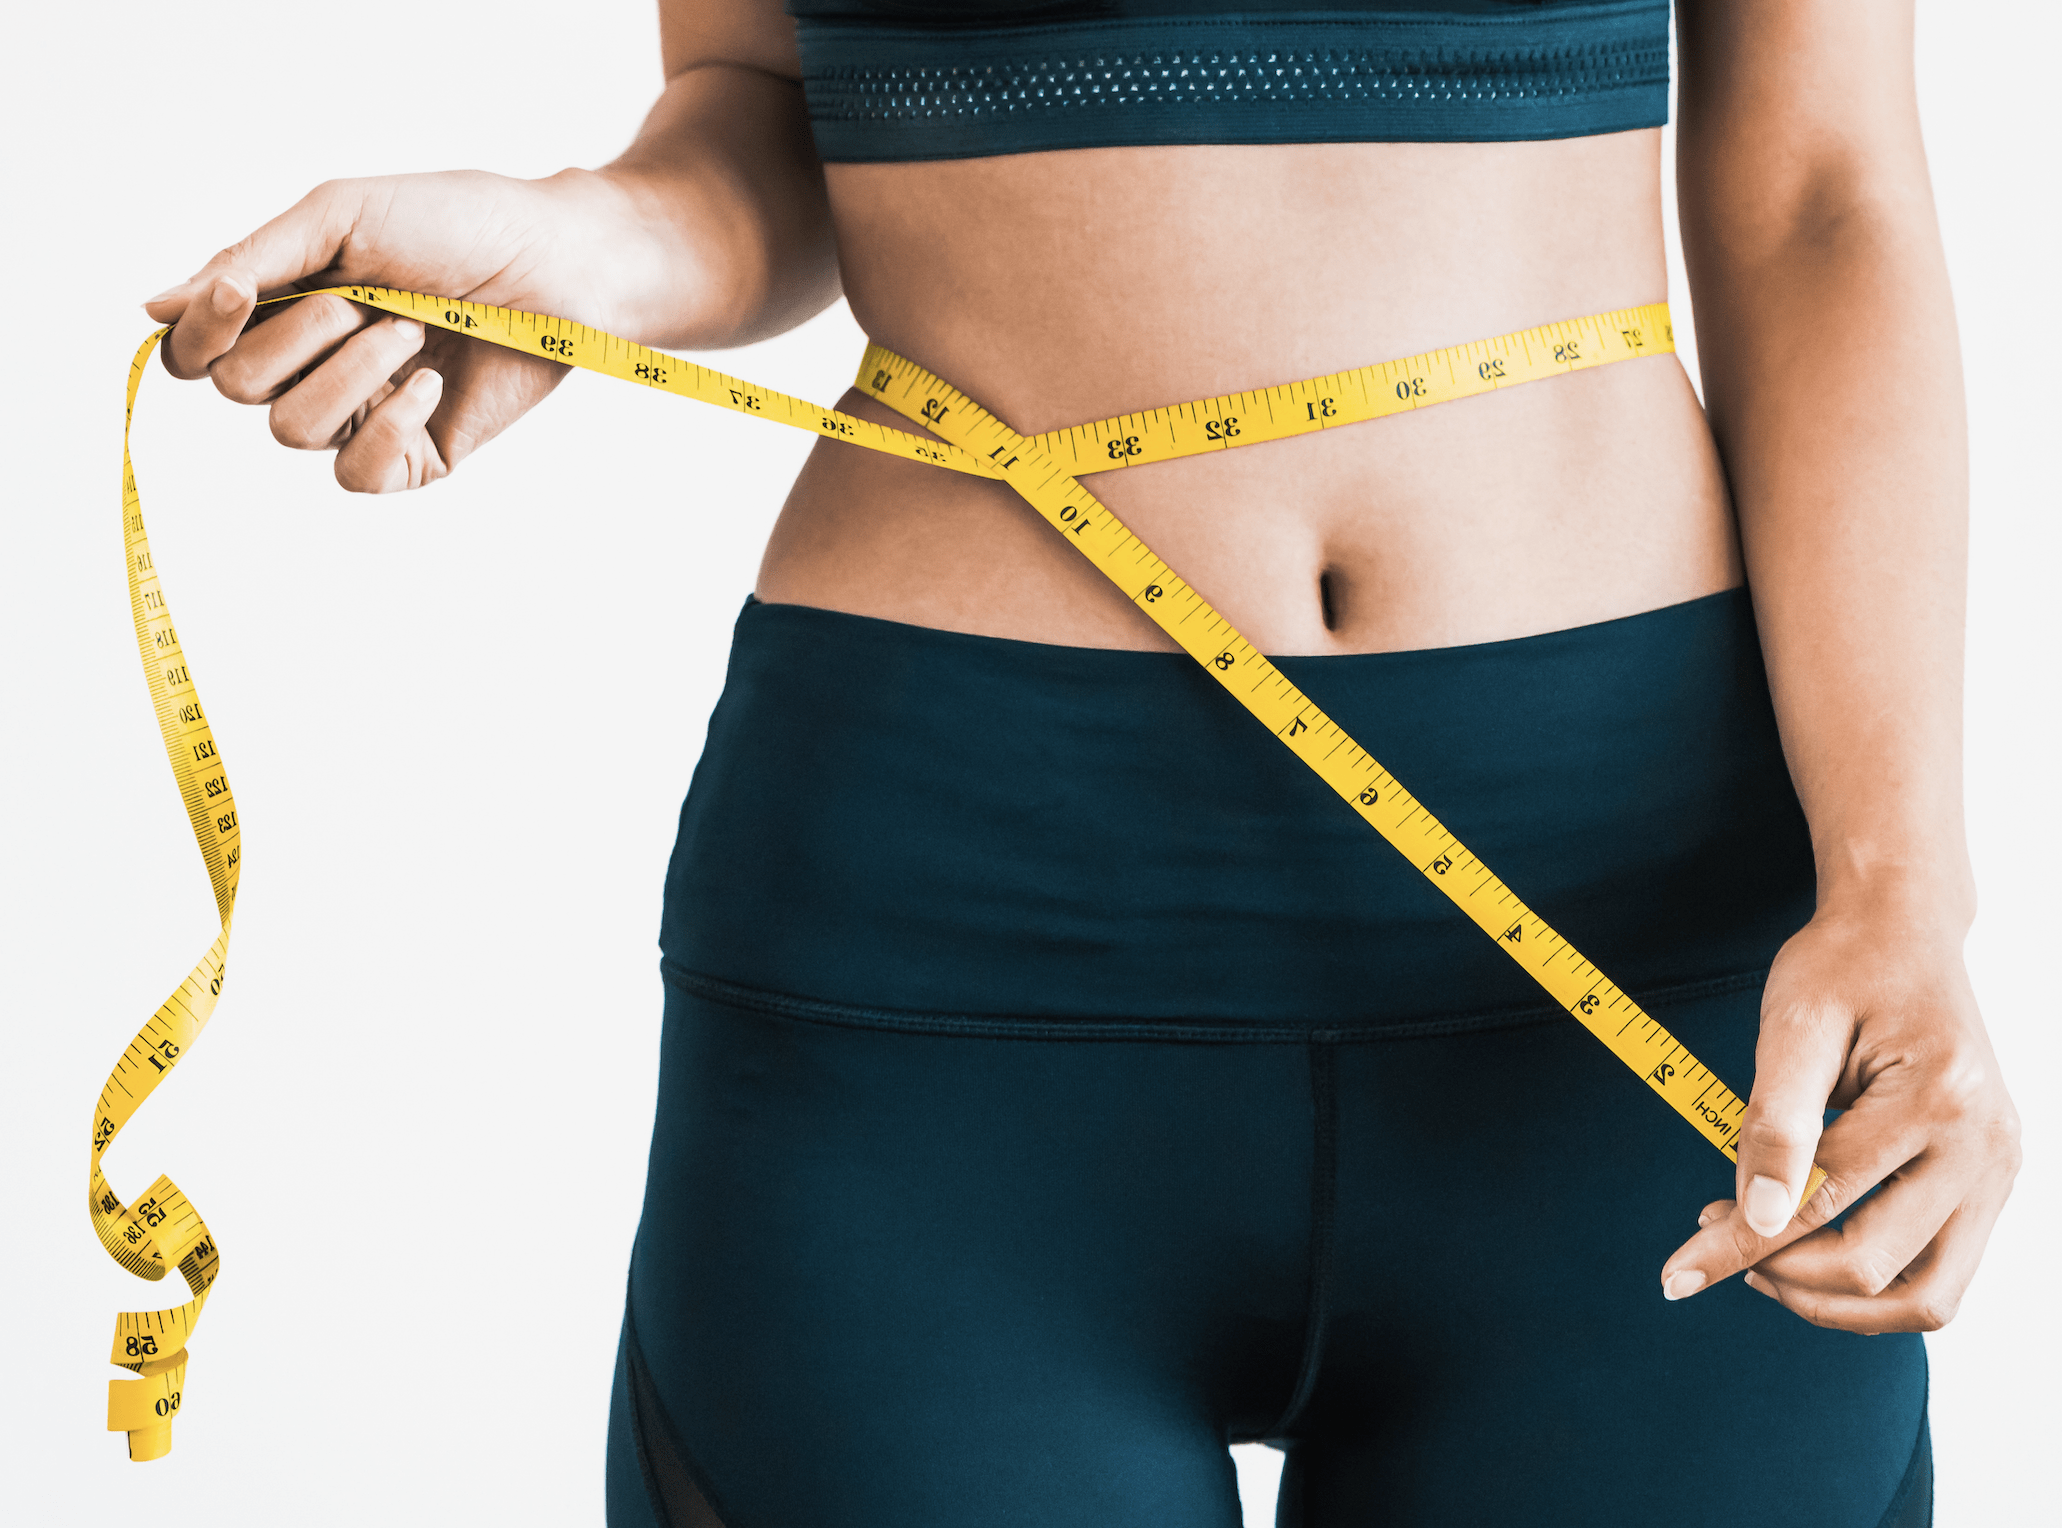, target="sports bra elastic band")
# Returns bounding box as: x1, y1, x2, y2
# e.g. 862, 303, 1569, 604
786, 0, 1672, 162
